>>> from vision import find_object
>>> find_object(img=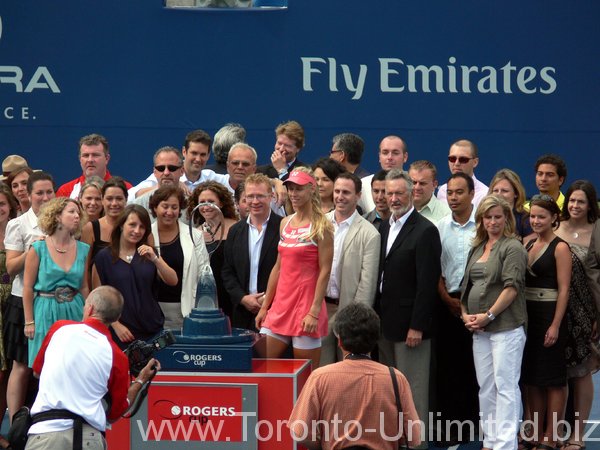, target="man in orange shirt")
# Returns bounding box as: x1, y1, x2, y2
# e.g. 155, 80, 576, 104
289, 303, 421, 450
